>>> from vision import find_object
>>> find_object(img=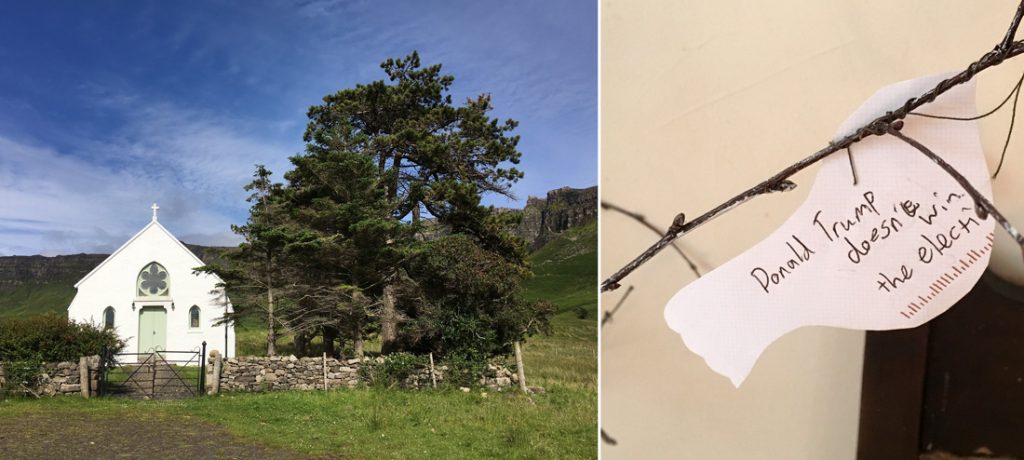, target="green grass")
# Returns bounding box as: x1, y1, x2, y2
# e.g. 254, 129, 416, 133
0, 282, 75, 318
0, 386, 596, 459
